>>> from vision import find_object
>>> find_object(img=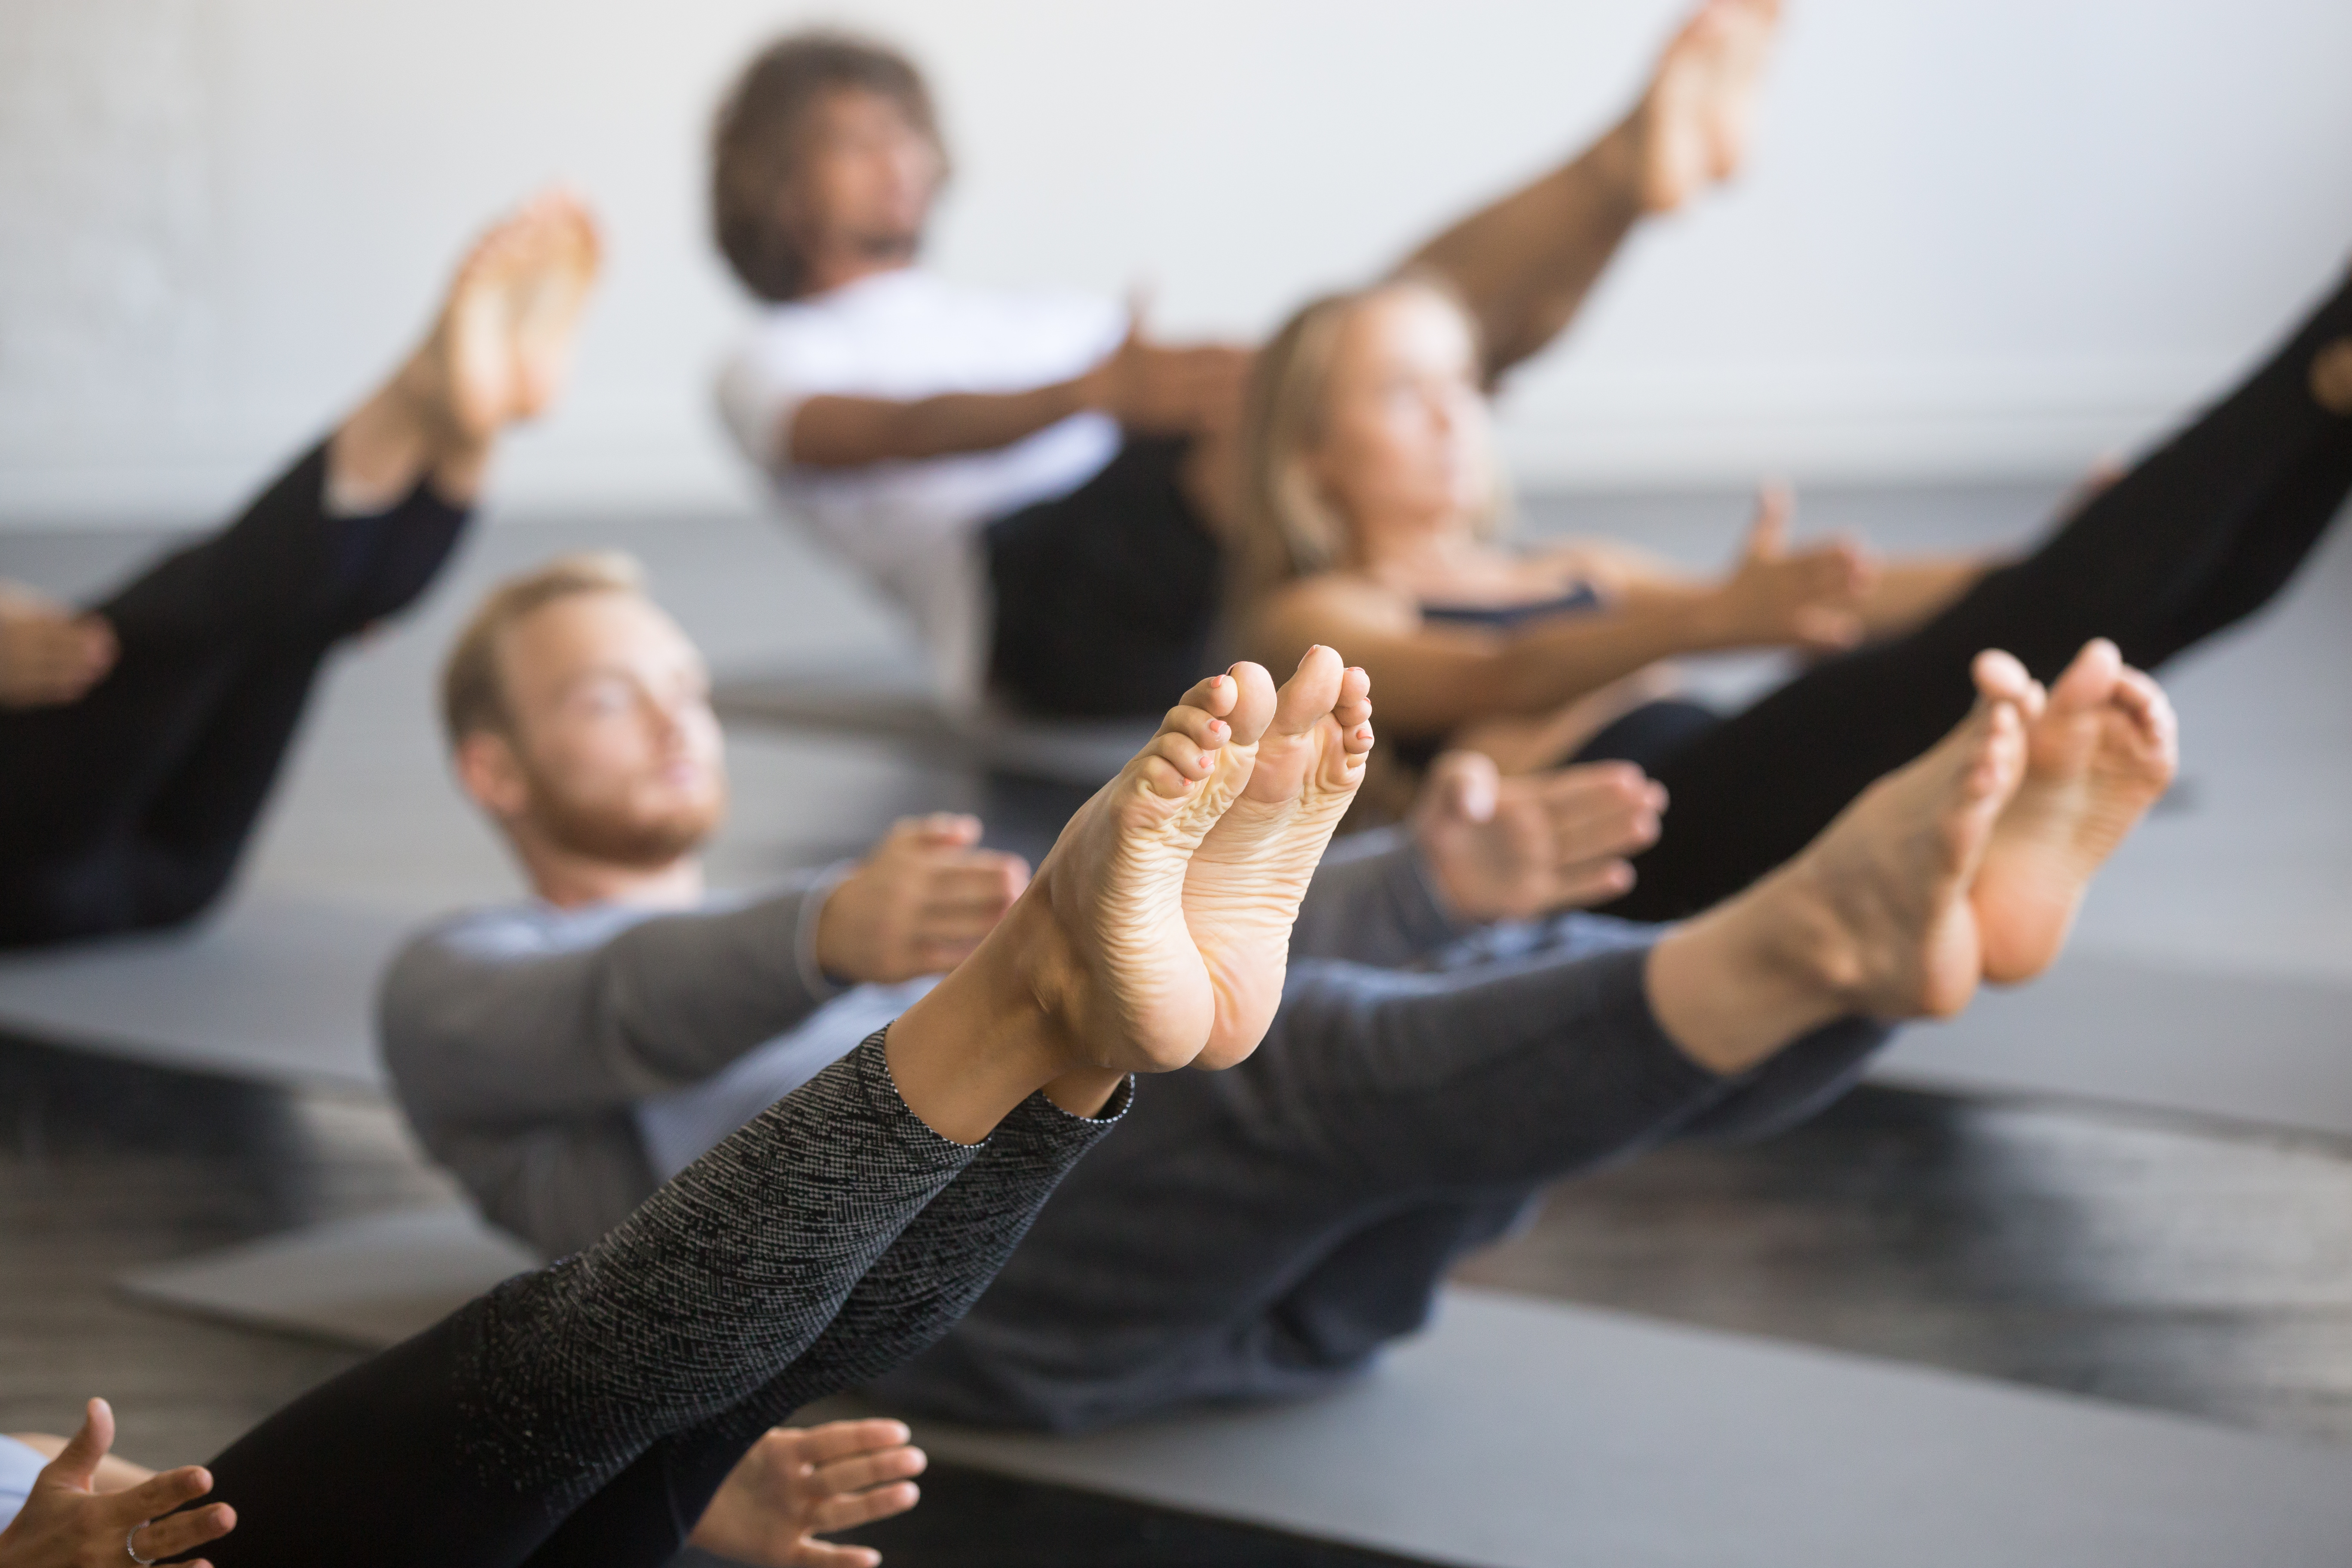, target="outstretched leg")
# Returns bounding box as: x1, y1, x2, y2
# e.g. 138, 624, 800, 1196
0, 191, 600, 946
1601, 264, 2352, 921
886, 649, 2173, 1431
1401, 0, 1784, 378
